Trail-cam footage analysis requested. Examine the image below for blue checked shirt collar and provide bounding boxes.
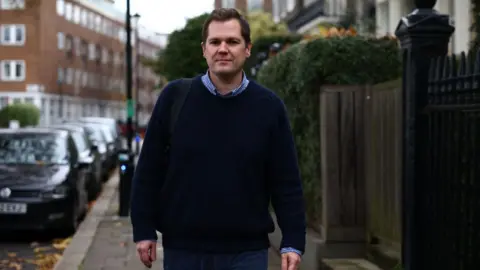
[201,70,249,97]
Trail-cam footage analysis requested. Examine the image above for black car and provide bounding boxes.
[79,117,122,153]
[79,121,117,172]
[63,121,111,181]
[47,124,102,201]
[0,128,89,234]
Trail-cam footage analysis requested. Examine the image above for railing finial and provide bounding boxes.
[414,0,436,9]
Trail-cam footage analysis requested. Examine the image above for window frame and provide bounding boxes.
[0,24,26,46]
[1,60,26,81]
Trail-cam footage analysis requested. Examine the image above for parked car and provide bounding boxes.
[79,117,122,151]
[47,124,102,201]
[78,121,117,172]
[64,121,112,180]
[0,128,89,234]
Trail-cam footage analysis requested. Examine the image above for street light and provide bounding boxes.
[118,0,135,217]
[131,13,141,155]
[57,77,63,121]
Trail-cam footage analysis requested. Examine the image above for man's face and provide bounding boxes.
[202,19,251,78]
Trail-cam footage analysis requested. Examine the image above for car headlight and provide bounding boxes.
[42,185,69,199]
[98,144,107,154]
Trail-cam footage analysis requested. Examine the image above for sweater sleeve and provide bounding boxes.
[267,99,307,254]
[130,82,174,243]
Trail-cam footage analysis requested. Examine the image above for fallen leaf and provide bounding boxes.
[52,238,71,250]
[8,262,22,270]
[33,247,51,253]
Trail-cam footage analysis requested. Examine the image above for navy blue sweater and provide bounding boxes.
[130,76,306,253]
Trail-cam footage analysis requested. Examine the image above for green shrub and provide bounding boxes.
[245,34,303,78]
[0,103,40,128]
[258,36,401,225]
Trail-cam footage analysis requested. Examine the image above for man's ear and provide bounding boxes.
[201,42,206,58]
[245,43,252,58]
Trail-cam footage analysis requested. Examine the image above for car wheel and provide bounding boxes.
[59,199,80,237]
[87,177,101,202]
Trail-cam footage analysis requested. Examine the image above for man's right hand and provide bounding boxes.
[136,240,157,268]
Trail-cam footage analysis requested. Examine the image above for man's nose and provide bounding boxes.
[218,41,229,52]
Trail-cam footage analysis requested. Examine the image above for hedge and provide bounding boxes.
[245,34,303,78]
[0,103,40,128]
[257,36,401,225]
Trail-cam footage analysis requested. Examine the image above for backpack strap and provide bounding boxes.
[165,78,193,153]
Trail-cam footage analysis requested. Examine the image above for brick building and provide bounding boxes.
[214,0,273,14]
[0,0,163,125]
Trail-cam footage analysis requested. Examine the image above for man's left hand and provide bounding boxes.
[281,252,301,270]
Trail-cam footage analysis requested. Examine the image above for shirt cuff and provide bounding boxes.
[280,247,302,256]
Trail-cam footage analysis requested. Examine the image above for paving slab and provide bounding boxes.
[81,191,282,269]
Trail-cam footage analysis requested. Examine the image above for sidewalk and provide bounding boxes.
[55,177,283,270]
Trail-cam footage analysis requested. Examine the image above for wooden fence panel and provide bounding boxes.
[364,80,402,248]
[319,85,366,242]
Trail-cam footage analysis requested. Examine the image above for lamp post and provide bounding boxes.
[118,0,135,217]
[131,13,141,155]
[57,78,63,121]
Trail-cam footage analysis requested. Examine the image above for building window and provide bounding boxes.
[1,60,26,81]
[74,37,81,56]
[1,25,26,45]
[75,69,81,86]
[118,28,125,42]
[287,0,295,12]
[66,68,73,84]
[57,32,64,49]
[81,71,87,87]
[88,43,95,60]
[81,9,88,26]
[95,15,102,32]
[65,34,73,55]
[57,67,64,83]
[80,39,88,59]
[248,0,263,11]
[102,48,108,63]
[272,0,280,22]
[88,12,95,29]
[73,5,81,24]
[56,0,64,16]
[1,0,24,9]
[0,97,8,109]
[65,2,72,21]
[24,97,33,104]
[221,0,235,8]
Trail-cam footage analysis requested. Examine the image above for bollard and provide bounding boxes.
[118,149,135,217]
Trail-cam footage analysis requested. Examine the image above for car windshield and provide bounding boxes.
[0,133,68,165]
[85,123,113,143]
[84,126,104,143]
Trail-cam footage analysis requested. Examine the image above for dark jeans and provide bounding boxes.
[163,248,268,270]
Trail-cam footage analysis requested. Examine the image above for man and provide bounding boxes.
[131,8,306,270]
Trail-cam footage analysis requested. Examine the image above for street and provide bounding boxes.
[0,231,70,270]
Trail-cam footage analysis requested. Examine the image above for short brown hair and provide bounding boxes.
[202,8,251,45]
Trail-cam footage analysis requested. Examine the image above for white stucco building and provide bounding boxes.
[376,0,472,54]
